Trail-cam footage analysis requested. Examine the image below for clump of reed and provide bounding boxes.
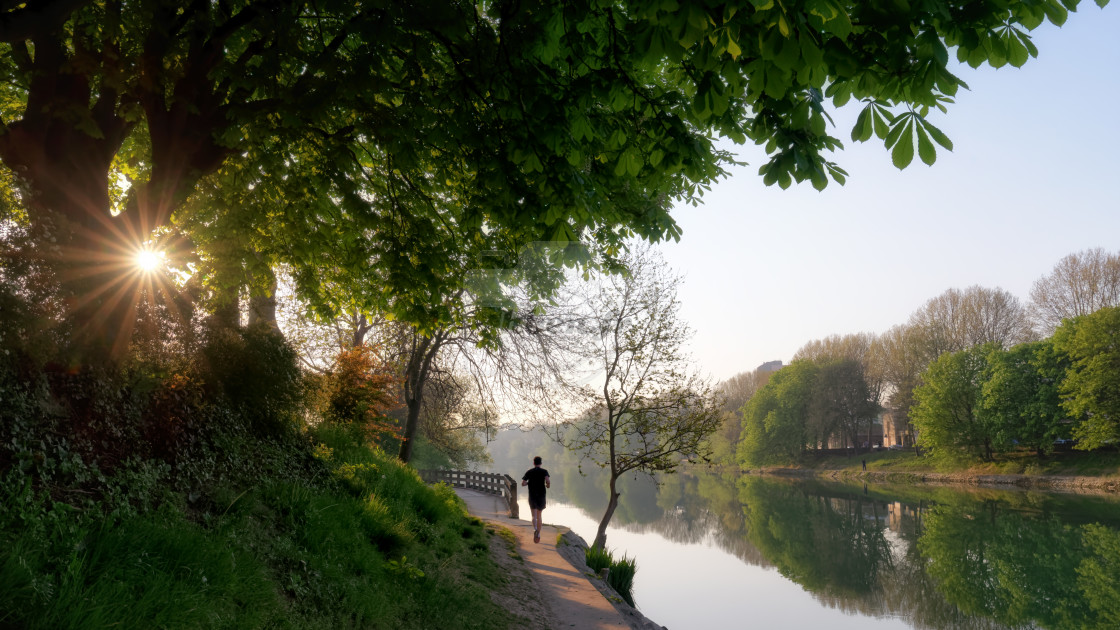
[585,545,638,606]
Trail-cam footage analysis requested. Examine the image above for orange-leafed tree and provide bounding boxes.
[324,345,401,446]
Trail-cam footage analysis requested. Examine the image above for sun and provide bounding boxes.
[136,248,165,272]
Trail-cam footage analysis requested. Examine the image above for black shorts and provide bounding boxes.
[528,494,546,510]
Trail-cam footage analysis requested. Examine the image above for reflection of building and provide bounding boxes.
[880,409,914,447]
[887,501,923,535]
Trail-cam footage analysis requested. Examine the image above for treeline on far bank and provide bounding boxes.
[741,305,1119,466]
[712,249,1120,470]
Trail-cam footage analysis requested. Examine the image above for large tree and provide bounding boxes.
[911,344,997,460]
[908,286,1033,358]
[737,360,817,466]
[0,0,1106,361]
[1052,305,1120,450]
[553,247,722,549]
[795,332,884,447]
[807,358,878,450]
[1029,248,1120,336]
[980,340,1069,457]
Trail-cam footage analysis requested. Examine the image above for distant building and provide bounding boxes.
[756,360,783,373]
[881,409,914,447]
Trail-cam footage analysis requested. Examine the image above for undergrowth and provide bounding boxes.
[0,325,514,629]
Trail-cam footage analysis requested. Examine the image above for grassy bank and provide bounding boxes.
[761,446,1120,479]
[0,424,519,629]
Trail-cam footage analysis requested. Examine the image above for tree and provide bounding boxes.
[909,286,1033,357]
[873,324,928,446]
[552,247,722,549]
[321,344,401,445]
[737,360,817,467]
[980,341,1069,457]
[911,344,997,460]
[1052,306,1120,450]
[807,359,878,450]
[1030,248,1120,336]
[795,333,884,448]
[709,368,775,464]
[875,286,1032,448]
[0,0,1106,363]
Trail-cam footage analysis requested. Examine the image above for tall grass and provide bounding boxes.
[585,545,639,607]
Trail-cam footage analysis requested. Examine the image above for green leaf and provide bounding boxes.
[727,37,742,59]
[922,119,954,150]
[872,106,892,140]
[851,106,872,142]
[822,3,852,39]
[625,150,642,177]
[1008,34,1030,68]
[915,122,936,166]
[810,113,826,136]
[810,169,827,191]
[775,33,800,70]
[1041,1,1069,26]
[891,120,915,169]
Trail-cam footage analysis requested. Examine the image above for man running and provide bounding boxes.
[521,456,550,543]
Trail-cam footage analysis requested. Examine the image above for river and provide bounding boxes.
[512,467,1120,630]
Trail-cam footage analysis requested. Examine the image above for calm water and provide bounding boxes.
[513,469,1120,630]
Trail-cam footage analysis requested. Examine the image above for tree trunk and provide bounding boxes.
[593,474,621,550]
[247,269,279,330]
[397,330,445,464]
[398,395,424,464]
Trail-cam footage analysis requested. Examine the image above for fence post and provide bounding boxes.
[505,475,519,519]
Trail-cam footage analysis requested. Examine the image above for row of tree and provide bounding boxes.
[728,248,1120,466]
[913,304,1120,459]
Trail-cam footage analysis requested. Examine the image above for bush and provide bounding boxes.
[584,545,638,606]
[319,345,400,446]
[201,324,306,438]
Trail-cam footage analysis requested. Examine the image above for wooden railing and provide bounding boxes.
[419,470,519,519]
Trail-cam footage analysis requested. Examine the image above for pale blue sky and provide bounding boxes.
[660,7,1120,382]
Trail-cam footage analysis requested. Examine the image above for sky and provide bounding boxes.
[658,7,1120,382]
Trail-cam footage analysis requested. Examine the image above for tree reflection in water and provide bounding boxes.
[552,465,1119,629]
[485,434,1120,628]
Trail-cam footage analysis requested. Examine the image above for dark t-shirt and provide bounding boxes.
[522,467,550,498]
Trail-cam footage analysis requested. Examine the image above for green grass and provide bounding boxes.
[584,545,638,607]
[793,448,1120,478]
[0,426,516,630]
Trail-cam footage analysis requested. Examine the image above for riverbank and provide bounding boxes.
[739,448,1120,495]
[755,466,1120,494]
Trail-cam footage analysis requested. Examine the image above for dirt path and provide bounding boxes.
[454,488,661,630]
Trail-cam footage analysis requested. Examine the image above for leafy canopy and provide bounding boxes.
[0,0,1109,345]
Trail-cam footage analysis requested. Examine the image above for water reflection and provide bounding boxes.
[525,463,1120,630]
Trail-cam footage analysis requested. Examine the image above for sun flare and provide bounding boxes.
[136,248,164,272]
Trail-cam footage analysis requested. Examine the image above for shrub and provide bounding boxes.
[321,345,401,445]
[584,545,638,607]
[201,324,306,438]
